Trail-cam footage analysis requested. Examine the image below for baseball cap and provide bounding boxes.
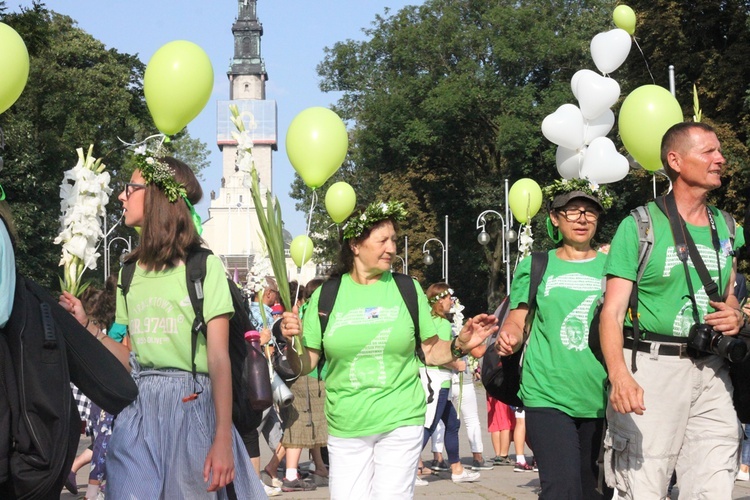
[550,190,603,212]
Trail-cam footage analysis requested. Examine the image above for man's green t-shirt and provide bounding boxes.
[116,255,233,373]
[510,250,608,418]
[426,316,453,389]
[302,271,437,438]
[604,203,744,337]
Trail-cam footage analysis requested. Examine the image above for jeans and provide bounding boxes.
[743,424,750,466]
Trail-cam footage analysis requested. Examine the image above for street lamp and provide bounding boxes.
[422,238,447,282]
[102,214,132,280]
[476,179,516,293]
[392,255,406,274]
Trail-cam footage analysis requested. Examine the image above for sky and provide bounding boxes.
[11,0,422,237]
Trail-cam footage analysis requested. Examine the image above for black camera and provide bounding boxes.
[687,323,748,363]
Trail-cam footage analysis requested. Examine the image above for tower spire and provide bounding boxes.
[230,0,266,80]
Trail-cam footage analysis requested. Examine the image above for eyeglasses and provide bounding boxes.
[557,209,599,222]
[125,183,147,199]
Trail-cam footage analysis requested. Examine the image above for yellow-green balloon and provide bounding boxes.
[508,179,543,224]
[286,107,348,189]
[290,235,314,268]
[613,5,636,35]
[144,40,214,136]
[619,85,683,172]
[0,23,29,115]
[325,182,357,223]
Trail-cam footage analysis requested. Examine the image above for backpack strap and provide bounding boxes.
[526,251,548,324]
[626,205,655,372]
[316,276,342,382]
[184,249,211,402]
[392,272,423,361]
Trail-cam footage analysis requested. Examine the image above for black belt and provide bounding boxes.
[623,337,688,357]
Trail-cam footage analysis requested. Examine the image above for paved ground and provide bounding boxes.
[61,383,750,499]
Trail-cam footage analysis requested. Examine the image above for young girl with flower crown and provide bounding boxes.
[98,154,264,498]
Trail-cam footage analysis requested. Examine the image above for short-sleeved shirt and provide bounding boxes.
[604,203,744,337]
[426,316,453,389]
[115,255,233,373]
[302,271,437,438]
[510,250,608,418]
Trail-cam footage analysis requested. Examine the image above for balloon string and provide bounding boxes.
[633,36,655,85]
[293,190,318,305]
[117,133,167,152]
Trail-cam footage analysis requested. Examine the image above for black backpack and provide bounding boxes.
[120,248,272,428]
[0,236,138,497]
[481,251,548,406]
[316,272,433,402]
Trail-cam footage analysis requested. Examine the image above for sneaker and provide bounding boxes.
[514,461,534,472]
[492,455,514,466]
[281,476,317,492]
[471,458,494,471]
[430,460,450,472]
[738,469,750,481]
[451,469,481,483]
[532,459,539,472]
[414,475,429,486]
[263,484,282,497]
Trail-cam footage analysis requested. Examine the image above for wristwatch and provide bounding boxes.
[450,337,464,358]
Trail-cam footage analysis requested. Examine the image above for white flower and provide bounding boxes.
[517,224,534,258]
[55,145,111,296]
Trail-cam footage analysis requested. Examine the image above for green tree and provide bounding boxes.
[0,3,211,288]
[313,0,620,312]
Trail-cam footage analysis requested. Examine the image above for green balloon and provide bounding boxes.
[325,182,357,223]
[618,85,683,172]
[286,107,348,189]
[0,23,29,115]
[508,178,543,224]
[613,5,636,35]
[144,40,214,136]
[290,235,314,268]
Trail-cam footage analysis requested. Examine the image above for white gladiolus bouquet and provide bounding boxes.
[54,145,111,296]
[518,224,534,258]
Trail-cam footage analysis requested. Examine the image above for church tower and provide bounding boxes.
[202,0,278,279]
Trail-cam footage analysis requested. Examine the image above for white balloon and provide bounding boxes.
[556,146,584,179]
[580,137,629,184]
[583,109,615,145]
[576,73,620,120]
[590,29,632,75]
[541,104,584,150]
[571,69,598,100]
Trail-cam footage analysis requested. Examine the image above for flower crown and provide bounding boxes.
[541,178,613,210]
[342,201,408,240]
[429,287,454,304]
[134,150,187,203]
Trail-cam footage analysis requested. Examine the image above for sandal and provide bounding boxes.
[417,466,433,477]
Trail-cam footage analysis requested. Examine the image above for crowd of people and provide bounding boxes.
[2,122,750,500]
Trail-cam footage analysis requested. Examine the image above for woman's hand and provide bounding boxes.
[455,314,498,353]
[58,291,89,327]
[279,307,302,339]
[203,434,235,492]
[497,330,519,356]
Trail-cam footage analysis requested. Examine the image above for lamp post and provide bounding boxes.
[403,236,409,275]
[422,238,447,282]
[392,255,406,274]
[102,214,131,280]
[476,179,517,293]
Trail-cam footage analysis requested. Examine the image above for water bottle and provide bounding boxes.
[244,331,273,411]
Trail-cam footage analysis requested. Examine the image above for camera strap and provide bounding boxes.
[655,193,724,324]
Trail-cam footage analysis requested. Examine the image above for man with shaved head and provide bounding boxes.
[599,122,745,498]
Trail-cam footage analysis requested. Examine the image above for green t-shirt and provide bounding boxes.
[302,271,437,438]
[604,203,744,337]
[116,255,234,373]
[510,250,608,418]
[426,316,453,389]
